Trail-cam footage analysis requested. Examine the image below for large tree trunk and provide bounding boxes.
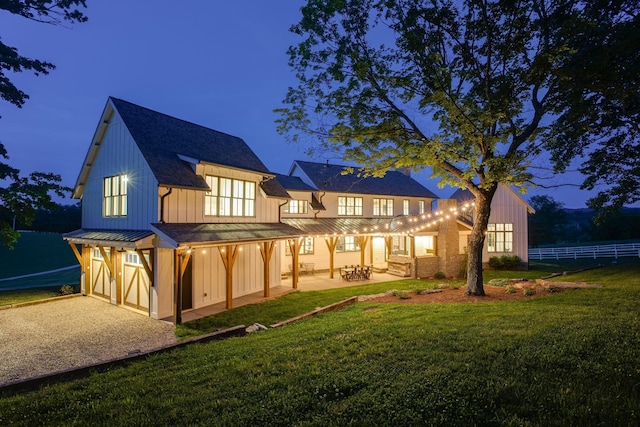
[466,189,496,295]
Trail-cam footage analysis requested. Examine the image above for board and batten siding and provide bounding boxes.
[482,185,529,262]
[280,237,369,274]
[190,243,282,309]
[81,112,158,229]
[160,165,281,224]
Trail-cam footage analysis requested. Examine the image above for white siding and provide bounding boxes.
[190,243,283,310]
[161,165,281,224]
[81,112,158,229]
[483,186,529,262]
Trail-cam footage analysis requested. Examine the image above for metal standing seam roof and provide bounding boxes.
[63,229,154,248]
[282,216,442,236]
[151,222,305,247]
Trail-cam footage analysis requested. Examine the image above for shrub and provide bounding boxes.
[434,271,446,279]
[59,285,76,295]
[505,285,516,294]
[522,286,535,296]
[392,290,411,299]
[488,255,522,270]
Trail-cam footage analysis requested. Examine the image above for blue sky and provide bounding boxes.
[1,1,607,209]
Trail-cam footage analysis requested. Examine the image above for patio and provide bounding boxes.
[175,271,400,322]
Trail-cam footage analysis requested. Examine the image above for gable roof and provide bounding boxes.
[449,185,535,214]
[289,160,439,198]
[73,98,273,197]
[111,98,271,184]
[274,173,317,192]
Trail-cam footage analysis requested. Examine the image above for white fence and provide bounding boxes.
[529,243,640,260]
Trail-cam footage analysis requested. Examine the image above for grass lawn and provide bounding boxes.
[1,258,638,426]
[0,231,78,279]
[0,286,63,306]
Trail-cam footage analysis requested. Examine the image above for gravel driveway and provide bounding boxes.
[0,296,177,386]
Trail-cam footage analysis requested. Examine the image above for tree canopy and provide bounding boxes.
[0,0,87,248]
[277,0,638,294]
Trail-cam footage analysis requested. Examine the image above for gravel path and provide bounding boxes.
[0,296,177,386]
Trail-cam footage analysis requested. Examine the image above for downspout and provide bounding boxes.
[313,191,326,219]
[278,200,288,222]
[160,187,173,223]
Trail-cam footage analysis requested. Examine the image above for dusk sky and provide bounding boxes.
[1,1,612,209]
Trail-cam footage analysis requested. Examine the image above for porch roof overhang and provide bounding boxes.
[63,229,154,249]
[281,216,441,236]
[150,222,305,249]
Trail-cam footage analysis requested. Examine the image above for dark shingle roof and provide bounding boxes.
[292,160,439,198]
[111,98,271,189]
[274,174,316,191]
[260,177,291,199]
[450,188,475,202]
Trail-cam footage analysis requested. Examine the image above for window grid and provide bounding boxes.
[336,236,360,253]
[487,223,513,252]
[205,175,255,217]
[103,175,127,217]
[373,198,394,216]
[403,199,409,215]
[338,197,363,216]
[284,200,308,214]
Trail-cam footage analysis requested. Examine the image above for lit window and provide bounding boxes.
[283,200,308,214]
[373,198,394,216]
[103,175,127,217]
[403,199,409,215]
[205,175,255,217]
[418,200,425,214]
[338,196,362,216]
[285,237,314,255]
[487,223,513,252]
[336,236,360,253]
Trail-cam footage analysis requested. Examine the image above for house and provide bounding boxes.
[64,98,302,322]
[277,161,535,278]
[64,98,535,322]
[450,185,535,269]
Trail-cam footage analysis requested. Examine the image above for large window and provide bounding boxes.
[487,223,513,252]
[283,199,308,214]
[373,198,394,216]
[392,235,409,255]
[205,176,255,217]
[103,175,127,217]
[285,237,314,255]
[336,236,360,252]
[338,196,363,216]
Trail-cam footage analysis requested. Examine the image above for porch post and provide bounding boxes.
[324,237,338,278]
[287,238,302,289]
[259,241,275,297]
[218,245,239,309]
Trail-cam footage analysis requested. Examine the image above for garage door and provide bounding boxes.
[122,252,150,312]
[91,248,111,300]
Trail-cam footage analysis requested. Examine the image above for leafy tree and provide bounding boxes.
[277,0,638,295]
[545,1,640,219]
[0,0,87,248]
[528,195,567,247]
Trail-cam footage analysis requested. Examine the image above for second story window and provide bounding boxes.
[205,175,255,217]
[338,196,362,216]
[103,174,127,217]
[403,199,410,215]
[283,200,308,214]
[373,198,394,216]
[418,200,425,214]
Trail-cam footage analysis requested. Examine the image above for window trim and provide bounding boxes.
[487,223,513,253]
[103,174,128,218]
[373,198,394,216]
[338,196,363,216]
[205,175,256,217]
